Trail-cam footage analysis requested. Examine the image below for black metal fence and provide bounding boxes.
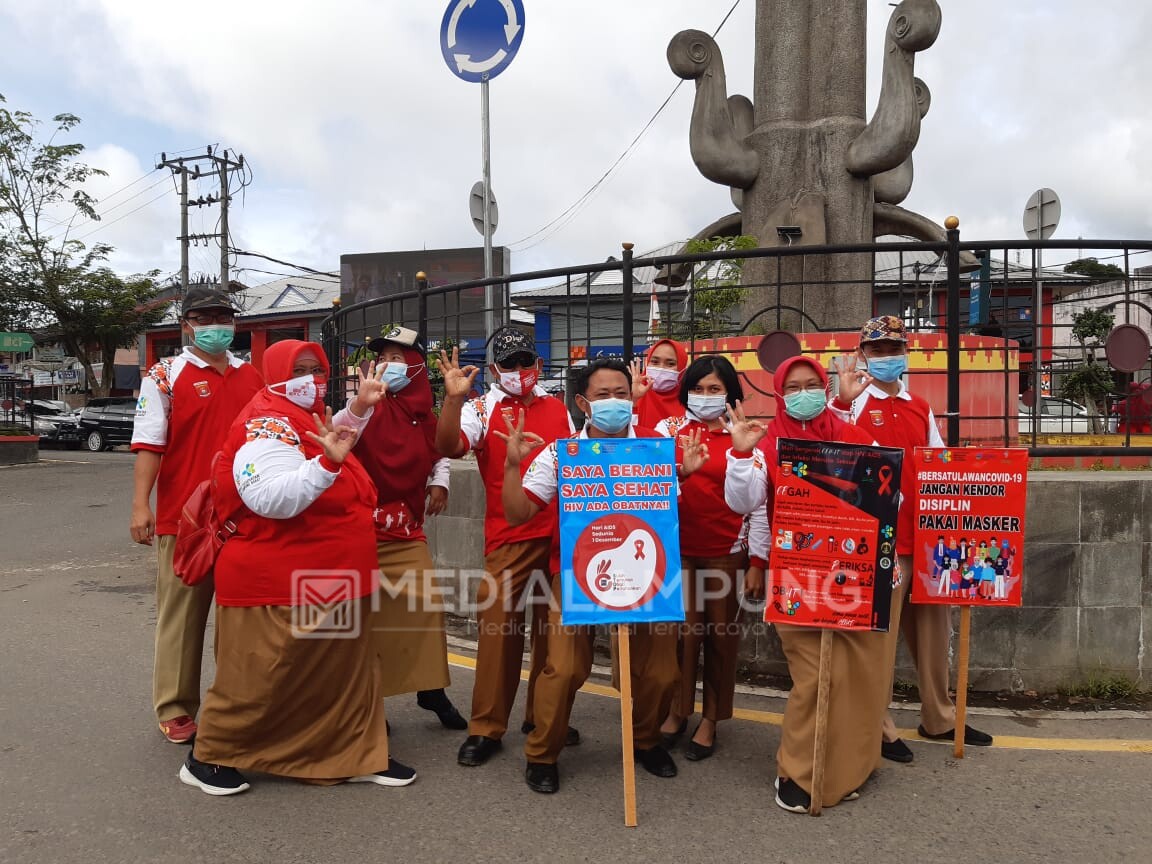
[0,378,35,435]
[322,234,1152,457]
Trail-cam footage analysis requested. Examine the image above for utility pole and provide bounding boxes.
[156,147,245,296]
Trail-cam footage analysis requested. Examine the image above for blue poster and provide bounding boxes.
[557,438,684,626]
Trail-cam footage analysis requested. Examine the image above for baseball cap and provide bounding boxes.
[859,315,908,344]
[181,286,237,316]
[368,325,424,354]
[491,327,538,364]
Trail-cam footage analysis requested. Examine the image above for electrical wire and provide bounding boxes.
[229,247,339,279]
[507,0,744,252]
[71,189,172,241]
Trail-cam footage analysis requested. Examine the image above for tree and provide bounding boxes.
[1061,307,1116,432]
[656,234,758,340]
[1063,258,1125,280]
[0,93,161,394]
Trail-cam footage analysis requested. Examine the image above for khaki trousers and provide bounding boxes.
[881,554,956,741]
[525,574,679,764]
[671,552,747,723]
[373,540,452,697]
[153,534,215,722]
[468,539,551,739]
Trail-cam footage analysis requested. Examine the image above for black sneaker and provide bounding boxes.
[349,757,417,787]
[416,689,468,730]
[774,777,810,814]
[179,752,250,796]
[881,738,914,763]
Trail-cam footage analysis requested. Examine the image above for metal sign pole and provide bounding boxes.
[482,77,495,353]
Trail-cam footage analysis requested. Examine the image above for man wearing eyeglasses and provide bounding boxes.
[434,327,576,769]
[129,286,263,744]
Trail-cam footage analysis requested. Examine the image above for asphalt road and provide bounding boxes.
[2,452,1150,864]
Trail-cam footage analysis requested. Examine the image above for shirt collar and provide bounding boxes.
[864,381,912,402]
[578,424,636,439]
[179,346,243,369]
[485,381,548,406]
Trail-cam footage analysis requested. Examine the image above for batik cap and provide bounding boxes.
[859,315,908,344]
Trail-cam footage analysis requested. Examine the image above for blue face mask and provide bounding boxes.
[867,355,908,383]
[382,361,411,392]
[190,324,234,355]
[586,397,632,434]
[783,389,826,421]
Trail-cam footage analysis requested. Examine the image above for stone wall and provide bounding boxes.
[0,437,40,466]
[426,462,1151,691]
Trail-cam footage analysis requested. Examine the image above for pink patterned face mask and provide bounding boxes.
[272,374,326,412]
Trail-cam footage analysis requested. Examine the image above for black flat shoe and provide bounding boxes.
[683,724,715,762]
[634,745,677,778]
[660,718,687,749]
[881,738,914,763]
[416,689,468,730]
[918,724,994,746]
[525,761,559,794]
[520,722,581,746]
[457,735,502,767]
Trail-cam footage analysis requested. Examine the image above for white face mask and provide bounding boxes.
[274,373,325,410]
[687,393,728,421]
[647,366,680,393]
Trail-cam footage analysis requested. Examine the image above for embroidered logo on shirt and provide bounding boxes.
[193,380,211,398]
[869,409,885,427]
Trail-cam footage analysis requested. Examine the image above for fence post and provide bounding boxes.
[622,242,635,363]
[416,270,428,342]
[945,216,962,447]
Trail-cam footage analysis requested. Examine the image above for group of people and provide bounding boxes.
[129,287,991,813]
[932,536,1017,600]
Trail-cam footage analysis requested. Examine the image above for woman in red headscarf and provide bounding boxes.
[722,355,890,814]
[182,340,415,797]
[631,338,689,428]
[333,326,465,730]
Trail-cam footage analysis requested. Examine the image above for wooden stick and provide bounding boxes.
[617,624,638,827]
[954,606,972,759]
[809,628,834,816]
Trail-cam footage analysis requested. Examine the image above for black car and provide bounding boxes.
[77,397,138,451]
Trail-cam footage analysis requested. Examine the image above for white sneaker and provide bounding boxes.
[349,757,417,787]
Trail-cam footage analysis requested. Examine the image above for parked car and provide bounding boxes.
[77,397,138,451]
[28,400,83,449]
[1018,397,1092,435]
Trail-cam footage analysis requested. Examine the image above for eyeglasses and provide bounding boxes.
[185,312,235,325]
[497,354,536,371]
[292,366,327,379]
[781,384,827,396]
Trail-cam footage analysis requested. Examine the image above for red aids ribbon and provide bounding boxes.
[877,465,893,496]
[634,540,646,560]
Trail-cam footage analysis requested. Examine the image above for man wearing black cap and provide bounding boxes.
[434,327,576,768]
[129,286,263,744]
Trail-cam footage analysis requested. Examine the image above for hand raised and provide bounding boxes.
[492,407,545,467]
[305,407,359,465]
[629,358,651,400]
[832,354,873,405]
[439,347,479,399]
[721,400,767,453]
[678,426,711,478]
[351,361,388,413]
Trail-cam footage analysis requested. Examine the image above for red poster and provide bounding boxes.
[765,439,903,631]
[911,447,1028,606]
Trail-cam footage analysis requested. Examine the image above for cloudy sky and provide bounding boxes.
[1,0,1150,285]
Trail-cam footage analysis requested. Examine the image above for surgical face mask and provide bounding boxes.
[585,397,632,434]
[498,368,539,396]
[687,393,728,421]
[647,366,680,393]
[866,354,908,383]
[783,389,826,421]
[190,324,234,355]
[383,361,424,392]
[275,373,326,412]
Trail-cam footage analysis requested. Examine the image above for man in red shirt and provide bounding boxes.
[434,327,575,768]
[833,315,992,763]
[499,358,708,794]
[129,287,263,744]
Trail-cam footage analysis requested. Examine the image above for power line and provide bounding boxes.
[72,189,172,241]
[507,0,744,252]
[229,247,339,279]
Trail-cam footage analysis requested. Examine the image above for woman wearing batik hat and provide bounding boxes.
[631,338,689,428]
[723,355,889,813]
[334,325,466,730]
[181,339,415,796]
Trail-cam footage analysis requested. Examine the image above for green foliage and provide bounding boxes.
[1062,308,1118,429]
[1070,307,1114,349]
[1058,674,1147,701]
[1063,258,1126,280]
[0,93,159,396]
[657,234,758,341]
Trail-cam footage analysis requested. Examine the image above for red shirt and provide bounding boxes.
[460,386,573,556]
[845,385,944,555]
[657,415,746,557]
[130,349,263,535]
